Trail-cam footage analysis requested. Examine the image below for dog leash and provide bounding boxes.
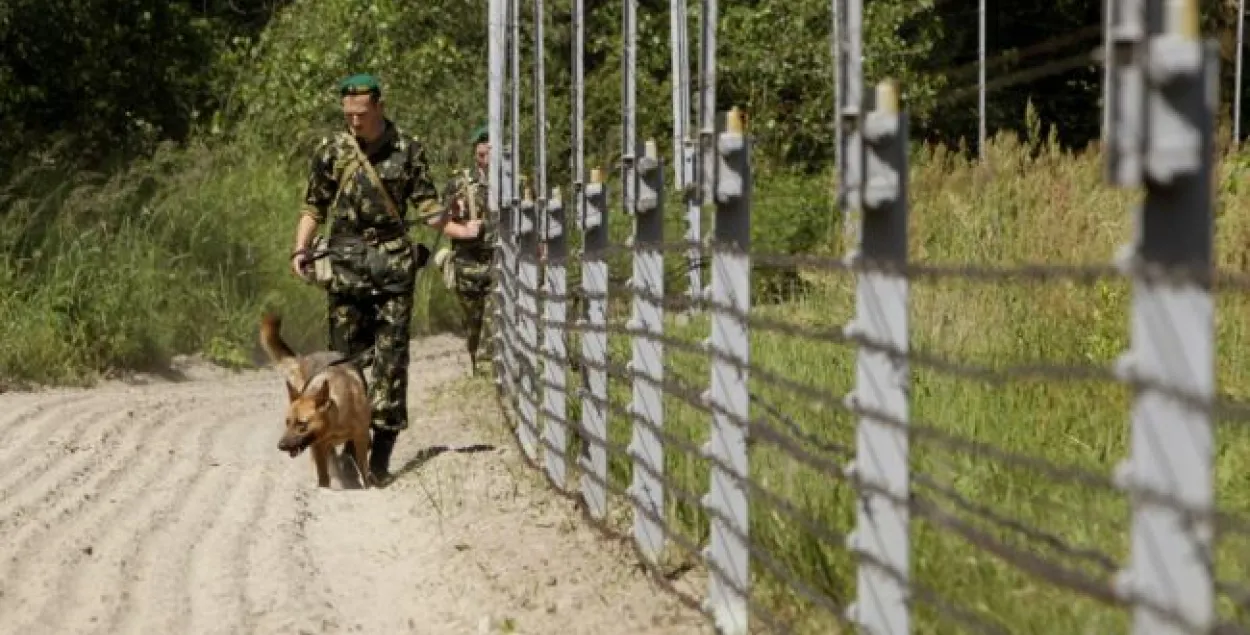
[300,229,445,390]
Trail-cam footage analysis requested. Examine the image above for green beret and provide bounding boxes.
[469,123,489,145]
[338,73,382,97]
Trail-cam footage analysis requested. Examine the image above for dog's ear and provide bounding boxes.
[285,380,300,402]
[313,380,331,409]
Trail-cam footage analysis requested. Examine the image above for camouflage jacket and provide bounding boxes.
[440,166,495,262]
[301,120,440,296]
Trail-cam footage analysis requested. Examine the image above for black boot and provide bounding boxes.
[369,427,398,486]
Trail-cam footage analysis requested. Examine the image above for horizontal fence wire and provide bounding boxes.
[526,244,1250,426]
[540,246,1250,432]
[544,248,1250,536]
[473,0,1250,632]
[491,245,1250,624]
[508,275,1226,625]
[492,337,796,633]
[506,300,1013,632]
[493,240,1250,615]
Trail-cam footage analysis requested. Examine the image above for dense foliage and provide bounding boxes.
[0,1,287,175]
[2,0,1244,180]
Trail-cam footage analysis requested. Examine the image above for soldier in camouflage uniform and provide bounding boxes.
[429,124,496,375]
[289,73,444,485]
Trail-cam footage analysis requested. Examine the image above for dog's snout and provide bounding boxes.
[277,432,312,459]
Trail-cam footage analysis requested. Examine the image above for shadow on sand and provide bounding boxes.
[334,443,496,490]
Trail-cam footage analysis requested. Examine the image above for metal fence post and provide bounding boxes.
[572,0,585,231]
[844,79,910,635]
[1104,0,1143,189]
[697,0,718,208]
[516,182,541,461]
[831,0,842,184]
[509,0,521,195]
[837,0,863,251]
[702,107,751,635]
[499,139,517,400]
[1110,1,1218,632]
[572,0,582,208]
[671,0,689,187]
[671,0,702,307]
[622,0,638,217]
[488,0,504,245]
[572,0,585,209]
[532,0,565,483]
[1237,0,1245,145]
[629,139,666,562]
[978,0,986,160]
[542,185,569,488]
[500,0,523,406]
[571,0,604,514]
[488,0,506,393]
[578,167,610,521]
[618,0,665,562]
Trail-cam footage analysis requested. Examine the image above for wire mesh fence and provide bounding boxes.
[462,0,1250,633]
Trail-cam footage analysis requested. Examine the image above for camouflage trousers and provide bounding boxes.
[327,290,412,432]
[451,256,496,373]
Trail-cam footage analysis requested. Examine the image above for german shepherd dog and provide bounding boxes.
[259,313,374,489]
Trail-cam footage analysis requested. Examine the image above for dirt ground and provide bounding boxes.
[0,333,710,635]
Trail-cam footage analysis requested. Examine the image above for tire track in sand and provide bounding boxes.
[0,393,98,468]
[122,387,308,635]
[183,464,269,635]
[90,379,330,635]
[96,389,276,635]
[241,462,328,635]
[0,335,712,635]
[79,387,286,635]
[0,394,119,503]
[0,393,101,461]
[2,389,255,633]
[0,399,155,534]
[199,375,332,635]
[0,395,177,611]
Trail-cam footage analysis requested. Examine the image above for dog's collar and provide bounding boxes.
[298,350,368,396]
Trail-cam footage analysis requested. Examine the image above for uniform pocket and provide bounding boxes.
[374,160,407,208]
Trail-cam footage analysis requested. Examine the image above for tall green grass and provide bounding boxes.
[0,136,463,388]
[486,122,1250,633]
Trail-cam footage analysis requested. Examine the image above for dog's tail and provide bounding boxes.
[260,313,305,388]
[259,313,297,362]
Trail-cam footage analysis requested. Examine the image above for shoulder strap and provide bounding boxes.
[329,144,360,215]
[337,132,404,223]
[462,168,480,221]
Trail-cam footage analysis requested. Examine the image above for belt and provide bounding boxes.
[360,226,408,245]
[330,225,407,246]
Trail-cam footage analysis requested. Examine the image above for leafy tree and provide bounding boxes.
[0,0,285,178]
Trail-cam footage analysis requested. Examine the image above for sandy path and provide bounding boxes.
[0,334,708,635]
